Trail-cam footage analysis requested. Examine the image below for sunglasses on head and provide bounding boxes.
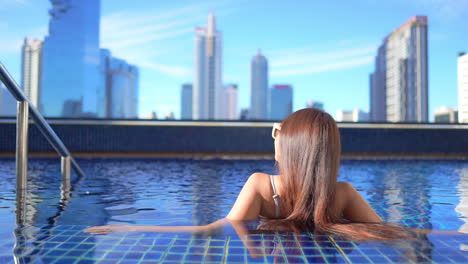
[272,123,282,139]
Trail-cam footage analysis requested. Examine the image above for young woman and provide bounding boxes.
[85,108,407,240]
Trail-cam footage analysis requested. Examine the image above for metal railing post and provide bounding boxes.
[61,156,71,199]
[16,101,28,226]
[16,101,29,184]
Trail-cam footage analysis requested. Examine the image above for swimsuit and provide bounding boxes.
[270,175,281,218]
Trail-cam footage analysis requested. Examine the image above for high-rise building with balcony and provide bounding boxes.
[458,53,468,123]
[250,50,268,120]
[181,83,193,120]
[193,13,223,120]
[370,16,428,123]
[21,38,43,109]
[41,0,102,117]
[270,85,293,120]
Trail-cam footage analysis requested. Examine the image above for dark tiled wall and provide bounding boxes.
[0,123,466,155]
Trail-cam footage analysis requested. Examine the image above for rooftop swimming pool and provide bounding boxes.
[0,158,467,263]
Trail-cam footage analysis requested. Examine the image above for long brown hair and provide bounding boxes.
[268,108,411,240]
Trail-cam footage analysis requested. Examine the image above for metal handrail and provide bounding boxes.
[0,62,85,198]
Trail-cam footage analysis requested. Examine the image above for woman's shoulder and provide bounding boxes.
[334,181,356,209]
[245,172,273,197]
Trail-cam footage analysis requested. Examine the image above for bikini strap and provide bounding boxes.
[270,175,281,218]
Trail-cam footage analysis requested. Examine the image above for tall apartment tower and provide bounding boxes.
[369,42,387,122]
[250,50,269,120]
[21,38,43,109]
[223,84,238,120]
[181,83,193,119]
[270,85,293,120]
[370,16,428,122]
[458,53,468,123]
[193,13,223,120]
[41,0,102,117]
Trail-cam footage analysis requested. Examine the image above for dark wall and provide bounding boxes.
[0,122,467,155]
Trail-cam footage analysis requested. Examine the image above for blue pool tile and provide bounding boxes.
[124,251,144,259]
[164,253,184,261]
[54,257,77,264]
[348,255,372,263]
[130,245,150,252]
[45,249,68,257]
[143,252,163,261]
[105,251,125,259]
[206,247,224,254]
[75,244,95,251]
[228,247,244,254]
[65,250,87,257]
[188,246,205,254]
[204,254,224,262]
[120,260,138,264]
[155,239,173,245]
[226,255,244,262]
[77,259,95,264]
[185,254,204,261]
[168,246,187,253]
[285,256,306,263]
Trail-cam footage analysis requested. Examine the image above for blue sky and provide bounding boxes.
[0,0,467,120]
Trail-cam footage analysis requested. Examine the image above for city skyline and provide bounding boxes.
[0,0,467,120]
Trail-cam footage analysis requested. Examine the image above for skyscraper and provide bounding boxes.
[181,83,193,119]
[270,85,293,120]
[434,106,458,123]
[41,0,101,117]
[193,13,223,120]
[370,16,428,123]
[369,42,387,122]
[101,49,139,119]
[458,53,468,123]
[21,38,42,109]
[0,84,16,116]
[250,50,268,120]
[306,100,324,110]
[336,109,369,122]
[223,84,238,120]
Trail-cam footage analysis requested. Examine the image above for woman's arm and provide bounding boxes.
[339,181,383,223]
[84,173,264,235]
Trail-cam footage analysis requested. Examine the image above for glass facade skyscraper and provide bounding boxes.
[458,53,468,123]
[369,42,387,122]
[41,0,101,117]
[370,16,428,123]
[181,83,193,119]
[193,13,223,120]
[269,85,293,120]
[250,50,268,120]
[101,49,139,119]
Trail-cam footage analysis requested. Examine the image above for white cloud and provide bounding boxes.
[269,43,377,77]
[269,45,376,68]
[138,61,191,78]
[271,56,374,77]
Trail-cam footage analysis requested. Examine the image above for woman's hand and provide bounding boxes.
[84,224,135,235]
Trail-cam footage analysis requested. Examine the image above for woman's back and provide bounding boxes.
[229,172,381,224]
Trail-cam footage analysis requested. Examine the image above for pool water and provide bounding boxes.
[0,158,467,263]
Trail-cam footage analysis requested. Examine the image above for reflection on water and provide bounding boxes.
[0,158,467,263]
